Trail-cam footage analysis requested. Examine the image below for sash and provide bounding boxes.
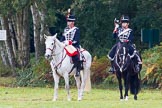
[118,28,131,37]
[64,45,78,56]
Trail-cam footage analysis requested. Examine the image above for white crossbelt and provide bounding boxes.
[118,28,131,37]
[63,27,77,36]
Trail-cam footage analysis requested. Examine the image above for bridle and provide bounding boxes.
[46,40,63,56]
[115,44,130,72]
[45,39,67,70]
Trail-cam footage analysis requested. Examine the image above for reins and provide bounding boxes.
[115,44,130,72]
[46,40,67,74]
[52,49,67,70]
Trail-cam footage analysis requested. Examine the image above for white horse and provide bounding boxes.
[44,34,92,101]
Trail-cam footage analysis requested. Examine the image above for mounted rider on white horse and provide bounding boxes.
[60,14,81,77]
[44,14,92,101]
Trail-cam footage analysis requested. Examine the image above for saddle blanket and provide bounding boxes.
[64,45,78,56]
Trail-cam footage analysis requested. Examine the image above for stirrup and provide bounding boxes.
[135,64,140,73]
[75,71,80,77]
[80,61,83,70]
[109,67,115,73]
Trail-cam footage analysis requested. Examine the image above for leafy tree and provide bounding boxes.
[71,0,116,57]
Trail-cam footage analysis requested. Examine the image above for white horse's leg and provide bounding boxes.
[125,96,129,101]
[75,75,82,101]
[52,72,60,101]
[79,70,85,100]
[64,74,71,101]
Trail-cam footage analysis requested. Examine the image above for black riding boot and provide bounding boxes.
[133,54,142,73]
[109,61,115,73]
[72,55,81,77]
[75,61,81,77]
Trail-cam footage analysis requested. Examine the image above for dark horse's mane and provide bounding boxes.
[113,42,141,100]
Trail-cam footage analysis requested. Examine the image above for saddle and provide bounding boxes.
[68,48,86,74]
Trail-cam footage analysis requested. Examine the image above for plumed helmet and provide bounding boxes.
[67,15,76,22]
[121,15,130,23]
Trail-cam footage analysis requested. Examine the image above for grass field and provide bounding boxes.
[0,86,162,108]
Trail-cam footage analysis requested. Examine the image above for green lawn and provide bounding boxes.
[0,87,161,108]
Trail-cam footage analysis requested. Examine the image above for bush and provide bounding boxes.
[141,44,162,89]
[0,58,13,77]
[91,56,110,84]
[16,57,51,87]
[101,74,118,89]
[16,56,77,87]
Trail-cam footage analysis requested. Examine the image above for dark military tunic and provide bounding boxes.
[108,27,135,60]
[60,26,80,48]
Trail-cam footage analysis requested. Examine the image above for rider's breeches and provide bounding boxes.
[107,43,118,61]
[72,54,80,63]
[72,53,81,72]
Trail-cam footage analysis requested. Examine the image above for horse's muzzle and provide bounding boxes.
[45,54,52,60]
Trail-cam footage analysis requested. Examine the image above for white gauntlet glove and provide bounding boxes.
[64,40,72,46]
[115,23,119,29]
[64,40,69,46]
[113,23,119,33]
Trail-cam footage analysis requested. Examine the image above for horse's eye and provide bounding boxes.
[51,43,54,45]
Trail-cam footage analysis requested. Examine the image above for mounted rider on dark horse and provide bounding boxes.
[107,15,142,100]
[107,15,142,74]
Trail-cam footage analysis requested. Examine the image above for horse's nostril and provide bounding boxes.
[45,54,52,61]
[45,54,49,59]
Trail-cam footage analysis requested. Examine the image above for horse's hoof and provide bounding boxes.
[134,96,137,100]
[52,98,57,101]
[78,97,82,101]
[120,97,124,101]
[120,99,124,101]
[68,98,71,101]
[125,96,128,101]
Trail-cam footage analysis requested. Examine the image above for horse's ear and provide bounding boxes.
[54,33,57,38]
[44,34,47,39]
[52,33,57,40]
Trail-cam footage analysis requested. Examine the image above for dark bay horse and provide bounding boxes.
[113,42,142,100]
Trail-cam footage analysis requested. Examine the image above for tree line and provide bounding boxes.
[0,0,162,75]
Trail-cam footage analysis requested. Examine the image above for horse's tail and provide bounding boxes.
[82,50,92,92]
[130,73,141,95]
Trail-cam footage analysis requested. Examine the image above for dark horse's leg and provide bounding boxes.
[133,74,138,100]
[116,72,123,100]
[130,72,141,100]
[123,71,130,100]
